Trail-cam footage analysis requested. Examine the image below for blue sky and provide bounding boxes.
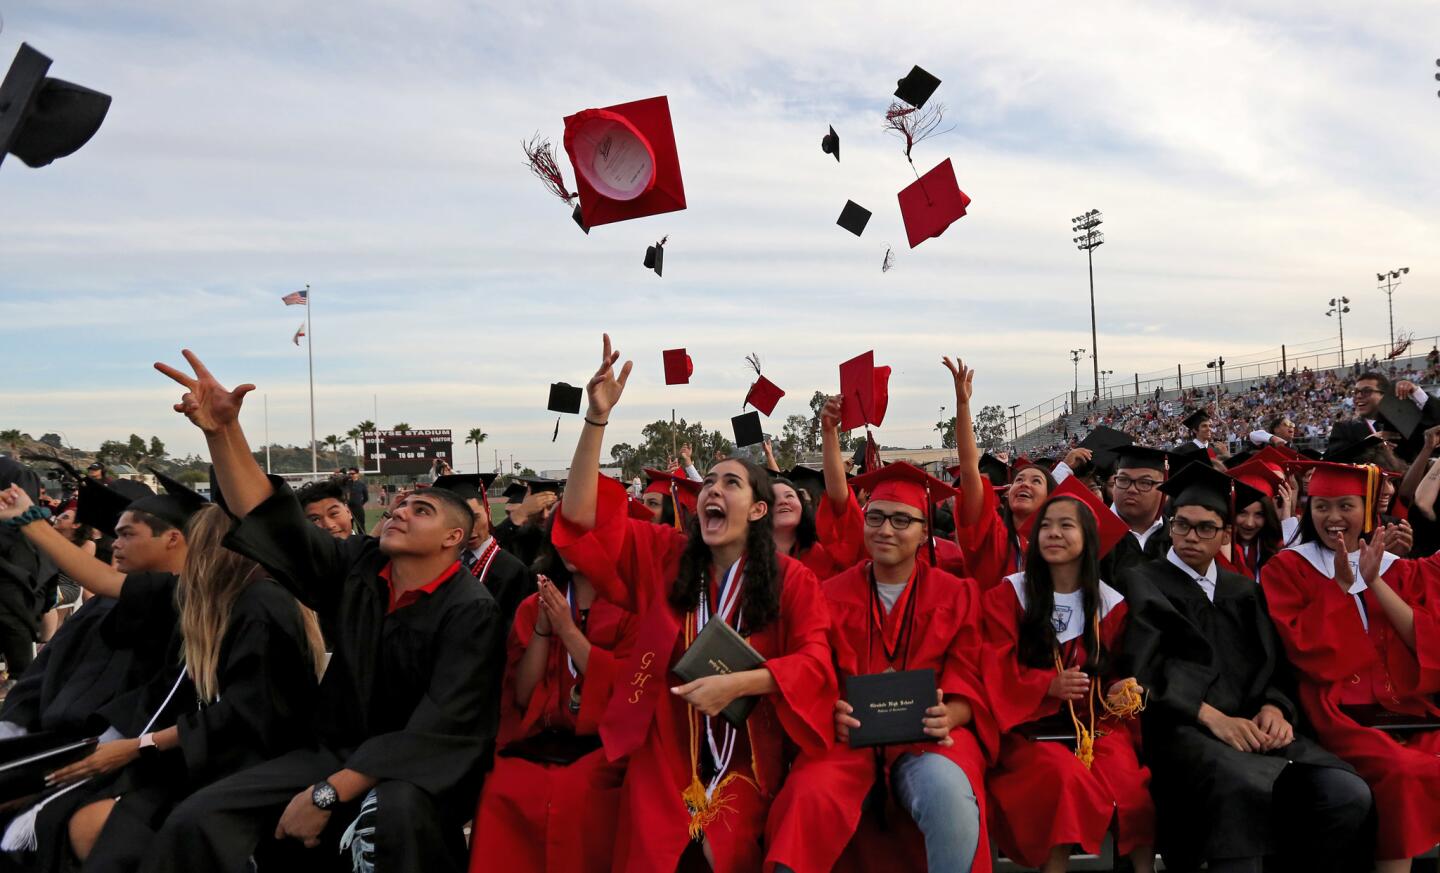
[4,0,1439,471]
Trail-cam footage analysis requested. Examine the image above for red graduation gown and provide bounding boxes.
[979,578,1154,868]
[469,592,639,873]
[955,487,1032,592]
[552,476,836,873]
[1261,546,1440,859]
[765,561,995,873]
[799,490,867,580]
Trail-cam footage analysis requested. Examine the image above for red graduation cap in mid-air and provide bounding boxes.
[744,376,785,416]
[662,348,693,385]
[838,351,891,432]
[897,158,970,249]
[563,95,686,229]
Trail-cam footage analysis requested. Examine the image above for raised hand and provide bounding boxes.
[1275,480,1297,520]
[0,484,34,521]
[585,334,632,420]
[941,356,974,407]
[820,395,843,433]
[1395,380,1417,399]
[154,350,254,434]
[1063,447,1094,470]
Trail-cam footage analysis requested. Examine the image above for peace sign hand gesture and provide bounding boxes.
[586,334,633,420]
[154,350,255,434]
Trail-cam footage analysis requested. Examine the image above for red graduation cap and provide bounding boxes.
[744,376,785,416]
[563,95,686,229]
[642,468,701,514]
[1050,476,1129,559]
[850,461,959,513]
[1227,459,1285,502]
[662,348,692,385]
[897,158,970,249]
[838,351,891,432]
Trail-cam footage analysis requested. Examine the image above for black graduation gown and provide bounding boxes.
[0,598,132,742]
[1101,520,1170,595]
[221,476,503,815]
[28,574,319,873]
[1120,559,1357,863]
[492,517,544,569]
[475,547,532,638]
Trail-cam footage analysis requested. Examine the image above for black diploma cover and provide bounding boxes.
[844,668,936,748]
[673,618,767,727]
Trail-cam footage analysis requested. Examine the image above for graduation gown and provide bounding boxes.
[799,491,867,581]
[494,516,546,569]
[222,476,503,816]
[954,486,1031,591]
[469,592,638,873]
[765,561,995,873]
[979,576,1154,868]
[551,476,835,873]
[30,573,320,873]
[1121,558,1356,863]
[1261,544,1440,859]
[469,541,533,641]
[1100,519,1171,595]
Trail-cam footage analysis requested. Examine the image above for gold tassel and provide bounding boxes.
[680,609,756,840]
[1103,677,1148,719]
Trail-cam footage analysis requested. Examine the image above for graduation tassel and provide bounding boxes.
[552,417,561,443]
[522,133,576,204]
[1103,678,1148,720]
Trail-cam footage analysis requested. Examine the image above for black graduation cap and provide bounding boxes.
[1224,449,1257,469]
[643,239,665,277]
[129,468,209,530]
[837,200,871,236]
[776,465,825,499]
[1159,460,1263,522]
[514,475,564,495]
[1181,408,1211,432]
[894,65,941,109]
[502,480,527,504]
[1078,426,1132,471]
[1323,431,1391,464]
[1169,443,1211,470]
[731,411,764,447]
[821,125,840,161]
[547,382,583,415]
[1113,445,1172,474]
[977,453,1010,487]
[1377,391,1423,440]
[572,204,589,234]
[75,478,153,537]
[0,43,111,170]
[432,473,498,503]
[1297,447,1323,461]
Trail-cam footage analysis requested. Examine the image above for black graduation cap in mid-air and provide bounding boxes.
[0,43,111,170]
[547,383,583,415]
[821,125,839,161]
[894,65,941,109]
[643,238,665,277]
[731,411,764,448]
[572,204,589,234]
[837,200,871,236]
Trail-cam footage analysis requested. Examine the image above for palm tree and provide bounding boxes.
[346,427,362,459]
[465,427,488,473]
[324,434,342,465]
[392,423,411,434]
[0,429,21,458]
[355,421,376,463]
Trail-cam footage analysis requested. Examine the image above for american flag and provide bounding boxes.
[292,322,306,346]
[281,289,308,306]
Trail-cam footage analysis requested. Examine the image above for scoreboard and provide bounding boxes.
[363,429,453,475]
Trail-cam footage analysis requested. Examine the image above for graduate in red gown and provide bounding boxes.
[980,490,1155,873]
[550,335,836,873]
[945,357,1055,589]
[1260,460,1440,871]
[1216,454,1295,582]
[771,412,865,581]
[766,424,994,873]
[469,524,640,873]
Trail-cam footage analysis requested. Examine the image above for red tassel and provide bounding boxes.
[883,101,951,173]
[523,134,576,204]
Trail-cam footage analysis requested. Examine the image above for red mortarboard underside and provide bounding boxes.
[563,95,686,228]
[744,376,785,416]
[662,348,692,385]
[897,158,969,249]
[838,351,891,432]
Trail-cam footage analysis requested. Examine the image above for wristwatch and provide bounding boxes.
[137,733,158,756]
[311,780,339,810]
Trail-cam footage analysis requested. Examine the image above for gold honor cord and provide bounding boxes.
[1051,612,1146,770]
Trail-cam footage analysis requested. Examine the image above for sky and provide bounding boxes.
[4,0,1440,473]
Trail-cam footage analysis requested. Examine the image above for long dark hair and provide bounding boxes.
[1016,496,1105,673]
[1001,466,1057,571]
[669,458,782,635]
[1235,496,1283,565]
[532,513,575,588]
[771,476,818,554]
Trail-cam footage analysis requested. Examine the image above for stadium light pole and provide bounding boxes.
[1008,404,1020,444]
[1207,357,1226,390]
[1376,268,1409,350]
[1326,296,1351,365]
[1071,210,1104,405]
[1099,369,1114,400]
[1069,348,1086,404]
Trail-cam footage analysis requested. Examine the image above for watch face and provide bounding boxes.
[312,782,338,809]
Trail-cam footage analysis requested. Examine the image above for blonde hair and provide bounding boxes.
[178,504,326,701]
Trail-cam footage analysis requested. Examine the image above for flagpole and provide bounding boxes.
[306,283,316,475]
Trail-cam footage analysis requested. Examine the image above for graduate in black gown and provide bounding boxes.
[0,490,326,873]
[0,458,57,679]
[433,474,532,634]
[1120,462,1373,873]
[1100,446,1173,592]
[492,478,560,568]
[144,350,503,873]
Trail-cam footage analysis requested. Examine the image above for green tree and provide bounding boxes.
[324,434,343,465]
[39,433,63,450]
[973,404,1009,450]
[606,420,732,480]
[0,430,22,457]
[933,418,957,449]
[148,435,166,461]
[392,423,411,434]
[774,415,813,469]
[465,428,488,473]
[807,391,854,452]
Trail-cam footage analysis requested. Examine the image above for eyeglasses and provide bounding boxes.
[1350,388,1382,398]
[1172,518,1223,540]
[864,509,926,530]
[1113,476,1162,493]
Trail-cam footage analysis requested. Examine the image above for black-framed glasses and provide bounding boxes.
[1172,518,1223,540]
[864,509,925,530]
[1113,475,1161,493]
[1351,388,1382,398]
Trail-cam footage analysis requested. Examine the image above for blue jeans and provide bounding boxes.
[890,751,981,873]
